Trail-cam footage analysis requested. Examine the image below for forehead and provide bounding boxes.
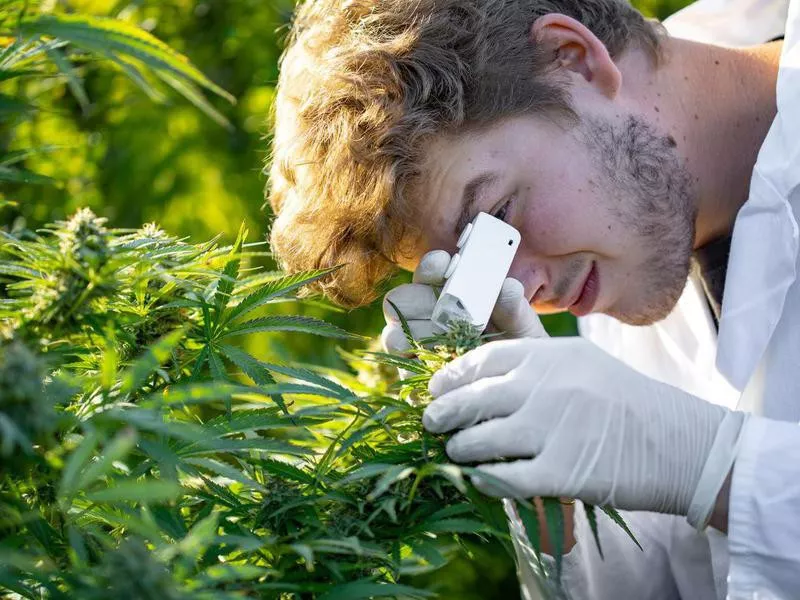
[397,127,504,270]
[415,126,507,224]
[406,117,552,246]
[417,114,567,200]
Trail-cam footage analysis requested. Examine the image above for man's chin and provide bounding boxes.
[607,287,685,327]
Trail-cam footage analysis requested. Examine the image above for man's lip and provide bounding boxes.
[569,262,599,317]
[562,264,592,310]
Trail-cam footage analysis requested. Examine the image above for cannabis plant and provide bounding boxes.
[0,210,501,598]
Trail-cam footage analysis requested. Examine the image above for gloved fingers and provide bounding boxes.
[490,278,548,339]
[383,283,438,322]
[445,417,537,463]
[423,374,524,433]
[469,460,536,498]
[381,323,411,354]
[473,458,591,502]
[412,250,450,284]
[381,320,444,354]
[428,339,526,397]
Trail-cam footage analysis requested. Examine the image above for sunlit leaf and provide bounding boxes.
[222,267,341,326]
[85,479,183,504]
[19,14,234,101]
[221,315,363,340]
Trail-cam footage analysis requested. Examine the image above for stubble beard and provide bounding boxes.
[582,114,697,326]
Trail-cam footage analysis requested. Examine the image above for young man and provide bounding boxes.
[268,0,799,597]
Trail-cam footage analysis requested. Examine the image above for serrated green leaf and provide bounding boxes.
[203,409,306,437]
[254,382,349,400]
[207,345,228,403]
[59,430,100,500]
[213,224,245,324]
[584,503,603,559]
[386,299,418,350]
[155,69,233,130]
[85,480,182,504]
[358,350,430,375]
[219,343,352,400]
[220,315,362,341]
[142,382,245,407]
[181,457,266,492]
[222,267,341,325]
[175,437,312,458]
[0,93,34,117]
[107,408,204,442]
[408,540,447,569]
[419,518,491,534]
[45,46,89,113]
[600,505,642,551]
[120,328,186,394]
[339,463,394,485]
[514,499,542,562]
[19,14,233,102]
[216,343,290,416]
[215,344,274,386]
[542,497,566,581]
[368,465,414,500]
[0,165,56,185]
[199,564,273,584]
[104,49,167,102]
[257,459,315,485]
[73,428,137,496]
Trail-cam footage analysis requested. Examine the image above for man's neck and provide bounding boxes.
[621,37,782,249]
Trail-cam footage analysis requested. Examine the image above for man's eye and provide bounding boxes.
[493,198,512,223]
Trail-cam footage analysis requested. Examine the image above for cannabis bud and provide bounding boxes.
[435,319,484,357]
[56,207,111,271]
[89,539,187,600]
[23,209,114,328]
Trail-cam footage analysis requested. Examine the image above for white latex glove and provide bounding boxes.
[423,337,748,528]
[381,250,547,354]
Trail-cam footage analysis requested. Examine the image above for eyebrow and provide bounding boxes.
[454,172,499,237]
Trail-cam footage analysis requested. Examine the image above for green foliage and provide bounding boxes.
[0,2,235,192]
[0,211,532,598]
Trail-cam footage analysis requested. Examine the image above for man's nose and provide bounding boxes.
[508,259,548,304]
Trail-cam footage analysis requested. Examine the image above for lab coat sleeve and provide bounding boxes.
[727,416,800,599]
[510,503,684,600]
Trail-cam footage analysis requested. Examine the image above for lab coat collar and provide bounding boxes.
[716,1,800,390]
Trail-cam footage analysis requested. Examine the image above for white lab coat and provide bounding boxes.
[509,0,800,598]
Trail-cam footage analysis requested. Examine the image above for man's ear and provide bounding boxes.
[531,14,621,99]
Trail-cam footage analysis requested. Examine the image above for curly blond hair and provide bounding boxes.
[267,0,665,308]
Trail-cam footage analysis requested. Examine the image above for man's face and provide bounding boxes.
[405,111,698,325]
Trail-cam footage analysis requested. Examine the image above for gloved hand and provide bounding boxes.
[381,250,547,354]
[423,337,748,529]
